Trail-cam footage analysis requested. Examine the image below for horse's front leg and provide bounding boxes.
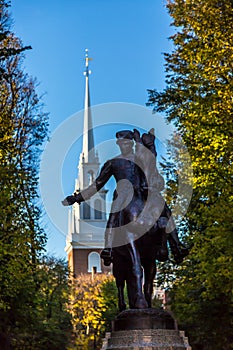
[116,278,126,311]
[142,259,156,308]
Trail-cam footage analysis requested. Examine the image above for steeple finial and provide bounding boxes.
[84,48,92,77]
[82,49,96,163]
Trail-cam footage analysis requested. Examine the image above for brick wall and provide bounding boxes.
[68,248,111,277]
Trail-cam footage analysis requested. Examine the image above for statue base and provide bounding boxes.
[102,308,191,350]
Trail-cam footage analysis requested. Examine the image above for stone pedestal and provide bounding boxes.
[102,309,191,350]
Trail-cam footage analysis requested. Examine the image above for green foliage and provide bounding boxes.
[147,1,233,349]
[101,276,119,332]
[151,296,163,309]
[33,256,72,350]
[0,2,73,349]
[0,1,47,343]
[8,257,72,350]
[68,274,118,350]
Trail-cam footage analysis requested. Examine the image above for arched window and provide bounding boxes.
[83,202,90,219]
[88,170,95,185]
[88,252,101,273]
[94,199,102,219]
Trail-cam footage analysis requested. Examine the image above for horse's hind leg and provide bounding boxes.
[142,259,156,308]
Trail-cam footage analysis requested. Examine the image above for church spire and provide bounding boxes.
[82,48,95,163]
[65,50,109,276]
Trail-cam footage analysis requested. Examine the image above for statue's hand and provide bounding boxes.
[62,195,77,206]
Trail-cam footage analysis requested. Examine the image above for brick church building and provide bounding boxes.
[65,50,111,276]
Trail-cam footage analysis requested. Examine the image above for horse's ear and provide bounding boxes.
[149,128,155,135]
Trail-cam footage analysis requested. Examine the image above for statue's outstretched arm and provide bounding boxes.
[62,160,112,206]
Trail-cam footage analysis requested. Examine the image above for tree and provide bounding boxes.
[33,256,72,350]
[0,1,50,348]
[147,1,233,349]
[68,274,118,350]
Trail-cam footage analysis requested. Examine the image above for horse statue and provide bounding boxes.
[62,129,188,311]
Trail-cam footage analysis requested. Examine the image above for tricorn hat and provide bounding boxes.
[116,130,134,140]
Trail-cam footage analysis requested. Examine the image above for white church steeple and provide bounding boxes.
[76,49,100,191]
[82,48,98,164]
[65,50,109,276]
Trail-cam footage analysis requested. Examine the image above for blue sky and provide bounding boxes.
[11,0,174,259]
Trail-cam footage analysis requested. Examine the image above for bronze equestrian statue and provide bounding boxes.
[62,129,188,310]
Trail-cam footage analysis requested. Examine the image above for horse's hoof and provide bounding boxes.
[119,303,126,312]
[134,296,148,309]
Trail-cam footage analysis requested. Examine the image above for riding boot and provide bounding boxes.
[168,229,189,264]
[156,234,168,262]
[155,217,168,262]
